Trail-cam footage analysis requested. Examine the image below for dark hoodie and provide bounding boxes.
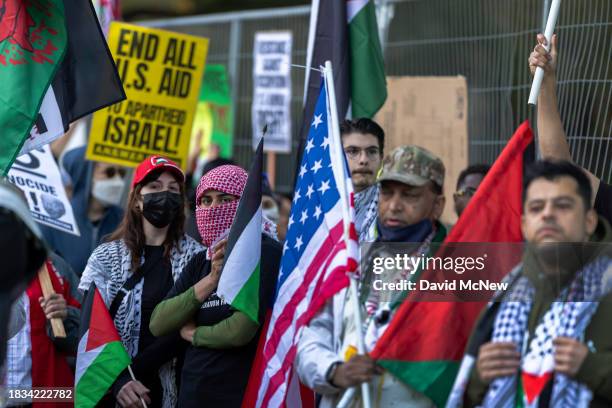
[40,146,123,276]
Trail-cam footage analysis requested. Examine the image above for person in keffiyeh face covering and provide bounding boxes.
[195,164,248,254]
[149,164,282,408]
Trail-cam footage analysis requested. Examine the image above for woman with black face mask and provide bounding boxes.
[78,156,205,408]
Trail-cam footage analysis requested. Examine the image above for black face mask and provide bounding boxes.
[142,191,183,228]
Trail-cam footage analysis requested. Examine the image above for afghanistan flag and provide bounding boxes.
[300,0,387,141]
[0,0,125,174]
[217,138,264,324]
[75,283,131,408]
[370,121,534,407]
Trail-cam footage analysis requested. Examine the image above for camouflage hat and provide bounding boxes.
[378,145,445,189]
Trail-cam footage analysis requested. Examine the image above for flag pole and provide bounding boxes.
[38,263,66,338]
[528,0,562,105]
[303,0,320,106]
[324,60,372,408]
[261,124,276,189]
[127,365,148,408]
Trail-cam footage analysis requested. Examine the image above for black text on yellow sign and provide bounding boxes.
[87,22,209,169]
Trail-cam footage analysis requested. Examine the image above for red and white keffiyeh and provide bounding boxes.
[196,165,248,250]
[195,165,278,257]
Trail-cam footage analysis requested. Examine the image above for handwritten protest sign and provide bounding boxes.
[252,32,292,153]
[87,22,209,169]
[8,145,80,236]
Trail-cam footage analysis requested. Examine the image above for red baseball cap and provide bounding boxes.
[132,156,185,188]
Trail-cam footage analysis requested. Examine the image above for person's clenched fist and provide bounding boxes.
[331,355,383,389]
[39,294,67,320]
[529,33,558,77]
[553,337,588,377]
[476,341,520,384]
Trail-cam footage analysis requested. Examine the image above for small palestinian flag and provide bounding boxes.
[217,138,264,324]
[300,0,386,140]
[75,283,131,408]
[0,0,125,173]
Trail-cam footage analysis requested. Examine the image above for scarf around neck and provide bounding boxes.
[482,255,612,408]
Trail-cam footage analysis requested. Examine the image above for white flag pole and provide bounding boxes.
[528,0,562,105]
[127,365,148,408]
[303,0,320,106]
[323,60,372,408]
[337,387,358,408]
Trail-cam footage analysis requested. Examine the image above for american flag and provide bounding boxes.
[252,79,359,407]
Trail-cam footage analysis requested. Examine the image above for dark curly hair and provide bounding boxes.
[339,118,385,155]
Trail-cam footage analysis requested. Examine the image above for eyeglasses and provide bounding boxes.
[343,146,380,160]
[454,187,477,198]
[104,167,127,179]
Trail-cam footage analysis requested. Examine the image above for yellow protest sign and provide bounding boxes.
[87,22,209,169]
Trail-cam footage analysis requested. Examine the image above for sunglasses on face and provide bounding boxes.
[103,167,127,179]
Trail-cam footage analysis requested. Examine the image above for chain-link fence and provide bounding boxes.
[143,0,612,193]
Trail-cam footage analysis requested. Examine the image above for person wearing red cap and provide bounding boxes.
[149,164,281,407]
[78,156,205,408]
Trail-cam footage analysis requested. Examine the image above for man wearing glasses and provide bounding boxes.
[340,118,385,242]
[454,164,490,218]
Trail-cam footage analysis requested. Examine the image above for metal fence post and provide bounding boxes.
[228,19,242,141]
[375,0,395,54]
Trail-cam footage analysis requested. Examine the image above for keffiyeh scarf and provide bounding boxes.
[196,165,277,258]
[355,184,379,242]
[483,256,612,408]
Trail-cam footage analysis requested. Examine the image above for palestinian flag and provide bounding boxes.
[217,138,264,324]
[347,0,387,118]
[0,0,125,174]
[370,121,534,407]
[300,0,387,142]
[75,283,131,408]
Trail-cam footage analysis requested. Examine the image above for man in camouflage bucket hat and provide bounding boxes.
[297,145,448,408]
[371,145,445,239]
[362,145,447,406]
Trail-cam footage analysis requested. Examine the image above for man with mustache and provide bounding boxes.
[340,118,385,242]
[461,160,612,407]
[297,145,447,407]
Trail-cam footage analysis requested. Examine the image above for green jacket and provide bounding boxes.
[149,285,258,348]
[466,218,612,407]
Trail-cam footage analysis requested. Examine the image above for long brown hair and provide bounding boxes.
[108,169,186,272]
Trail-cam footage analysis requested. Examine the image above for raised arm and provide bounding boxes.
[529,33,600,201]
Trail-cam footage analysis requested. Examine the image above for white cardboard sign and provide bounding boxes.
[8,145,80,236]
[252,31,292,153]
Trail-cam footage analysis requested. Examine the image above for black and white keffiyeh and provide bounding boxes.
[79,235,204,407]
[485,256,612,408]
[447,256,612,408]
[355,184,379,242]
